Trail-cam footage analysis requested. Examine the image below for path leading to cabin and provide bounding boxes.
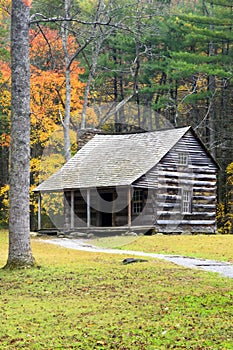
[41,238,233,279]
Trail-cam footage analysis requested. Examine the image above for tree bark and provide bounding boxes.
[61,0,71,162]
[207,1,216,156]
[80,0,105,129]
[5,0,35,269]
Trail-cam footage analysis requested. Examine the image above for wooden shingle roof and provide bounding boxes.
[35,126,190,192]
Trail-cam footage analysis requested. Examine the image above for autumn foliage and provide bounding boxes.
[1,27,86,147]
[0,61,11,148]
[0,26,87,225]
[21,0,32,8]
[29,28,85,146]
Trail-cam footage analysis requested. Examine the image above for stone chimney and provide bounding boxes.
[77,128,103,150]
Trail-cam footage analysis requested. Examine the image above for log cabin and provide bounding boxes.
[34,126,218,234]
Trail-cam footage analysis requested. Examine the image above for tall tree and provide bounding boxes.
[167,0,233,206]
[5,0,35,268]
[61,0,72,161]
[97,0,171,130]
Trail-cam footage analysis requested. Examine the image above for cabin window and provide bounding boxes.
[178,152,188,166]
[182,189,192,214]
[133,190,143,214]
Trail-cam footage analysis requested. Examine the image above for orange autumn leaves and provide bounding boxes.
[21,0,32,8]
[30,27,78,70]
[0,27,86,147]
[29,27,85,146]
[0,62,11,147]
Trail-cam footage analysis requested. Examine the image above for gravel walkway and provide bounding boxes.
[42,238,233,279]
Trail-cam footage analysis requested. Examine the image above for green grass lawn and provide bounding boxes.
[0,230,233,349]
[90,234,233,263]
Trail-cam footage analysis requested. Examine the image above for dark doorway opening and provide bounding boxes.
[99,192,113,227]
[101,212,112,226]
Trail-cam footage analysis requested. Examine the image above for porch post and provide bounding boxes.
[38,192,42,231]
[71,190,74,229]
[64,192,70,229]
[87,188,91,228]
[128,186,131,229]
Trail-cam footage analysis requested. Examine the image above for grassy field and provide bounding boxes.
[0,230,233,349]
[90,234,233,263]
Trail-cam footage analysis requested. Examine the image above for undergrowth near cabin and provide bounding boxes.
[0,230,233,349]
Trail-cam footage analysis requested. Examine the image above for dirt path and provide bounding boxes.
[41,237,233,279]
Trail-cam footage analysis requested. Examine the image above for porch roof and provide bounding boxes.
[34,126,190,192]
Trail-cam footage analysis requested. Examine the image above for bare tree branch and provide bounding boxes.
[98,94,134,127]
[30,14,130,32]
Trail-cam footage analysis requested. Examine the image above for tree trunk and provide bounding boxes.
[80,0,105,129]
[207,2,216,156]
[61,0,71,162]
[5,0,35,269]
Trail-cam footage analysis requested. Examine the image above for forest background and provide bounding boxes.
[0,0,233,233]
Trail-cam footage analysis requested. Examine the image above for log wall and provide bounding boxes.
[135,130,218,233]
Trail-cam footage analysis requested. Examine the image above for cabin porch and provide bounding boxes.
[37,186,154,234]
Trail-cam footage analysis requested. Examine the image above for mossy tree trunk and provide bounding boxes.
[5,0,35,269]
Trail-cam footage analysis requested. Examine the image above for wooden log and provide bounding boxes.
[38,193,41,230]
